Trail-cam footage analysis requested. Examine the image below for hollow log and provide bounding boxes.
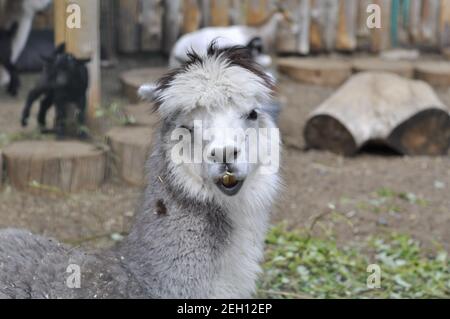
[415,62,450,87]
[304,72,450,156]
[277,58,352,86]
[3,141,106,194]
[106,126,154,186]
[120,67,168,103]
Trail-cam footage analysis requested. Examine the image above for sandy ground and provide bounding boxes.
[0,56,449,252]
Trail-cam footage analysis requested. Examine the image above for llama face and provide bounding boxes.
[166,103,278,197]
[150,44,280,200]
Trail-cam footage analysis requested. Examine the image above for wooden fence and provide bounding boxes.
[14,0,450,55]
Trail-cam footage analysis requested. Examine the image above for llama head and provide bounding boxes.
[142,43,281,203]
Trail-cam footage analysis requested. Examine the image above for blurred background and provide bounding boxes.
[0,0,449,298]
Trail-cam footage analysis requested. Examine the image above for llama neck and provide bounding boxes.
[118,142,273,298]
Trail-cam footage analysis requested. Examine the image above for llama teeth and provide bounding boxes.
[222,172,238,188]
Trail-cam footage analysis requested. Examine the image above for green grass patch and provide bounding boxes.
[258,226,449,299]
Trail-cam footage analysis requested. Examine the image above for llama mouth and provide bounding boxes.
[216,172,244,196]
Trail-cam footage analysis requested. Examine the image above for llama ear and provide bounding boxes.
[138,83,159,102]
[8,22,19,37]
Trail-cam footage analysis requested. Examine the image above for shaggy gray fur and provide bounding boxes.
[0,126,233,298]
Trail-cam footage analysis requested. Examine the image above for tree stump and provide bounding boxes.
[3,141,106,194]
[120,67,168,103]
[304,72,450,156]
[106,126,154,186]
[277,58,352,86]
[353,58,414,78]
[123,103,159,127]
[415,62,450,87]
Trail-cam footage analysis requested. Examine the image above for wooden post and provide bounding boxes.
[54,0,101,125]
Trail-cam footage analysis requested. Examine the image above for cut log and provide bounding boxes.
[123,103,159,127]
[106,126,154,186]
[120,67,168,104]
[3,141,106,194]
[415,62,450,87]
[277,58,352,86]
[304,72,450,156]
[353,58,414,78]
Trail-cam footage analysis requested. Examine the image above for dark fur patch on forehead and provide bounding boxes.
[155,42,274,109]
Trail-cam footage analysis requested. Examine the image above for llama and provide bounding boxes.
[0,22,19,96]
[168,7,292,69]
[0,0,52,90]
[0,44,281,299]
[21,43,90,138]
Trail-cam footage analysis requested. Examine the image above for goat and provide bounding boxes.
[0,44,281,299]
[21,43,90,138]
[169,7,292,69]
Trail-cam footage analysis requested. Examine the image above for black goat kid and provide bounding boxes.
[0,22,20,96]
[21,44,90,138]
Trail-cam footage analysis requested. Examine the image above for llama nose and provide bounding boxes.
[210,145,240,163]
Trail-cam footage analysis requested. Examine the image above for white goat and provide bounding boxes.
[169,9,291,69]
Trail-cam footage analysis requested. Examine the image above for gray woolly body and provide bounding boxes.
[0,129,246,299]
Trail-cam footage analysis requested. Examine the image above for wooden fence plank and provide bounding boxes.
[246,0,270,25]
[182,0,201,33]
[336,0,358,51]
[276,0,300,53]
[141,0,163,51]
[439,0,450,48]
[409,0,422,44]
[210,0,230,26]
[163,0,181,54]
[117,0,140,53]
[310,0,338,52]
[370,0,391,52]
[420,0,440,46]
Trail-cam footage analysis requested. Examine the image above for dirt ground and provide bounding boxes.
[0,56,449,253]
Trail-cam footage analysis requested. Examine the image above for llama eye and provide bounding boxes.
[247,110,258,121]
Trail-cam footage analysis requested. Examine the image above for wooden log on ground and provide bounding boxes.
[415,62,450,87]
[278,58,352,86]
[106,126,154,186]
[304,72,450,156]
[123,103,159,127]
[353,58,414,78]
[3,141,106,193]
[120,67,168,103]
